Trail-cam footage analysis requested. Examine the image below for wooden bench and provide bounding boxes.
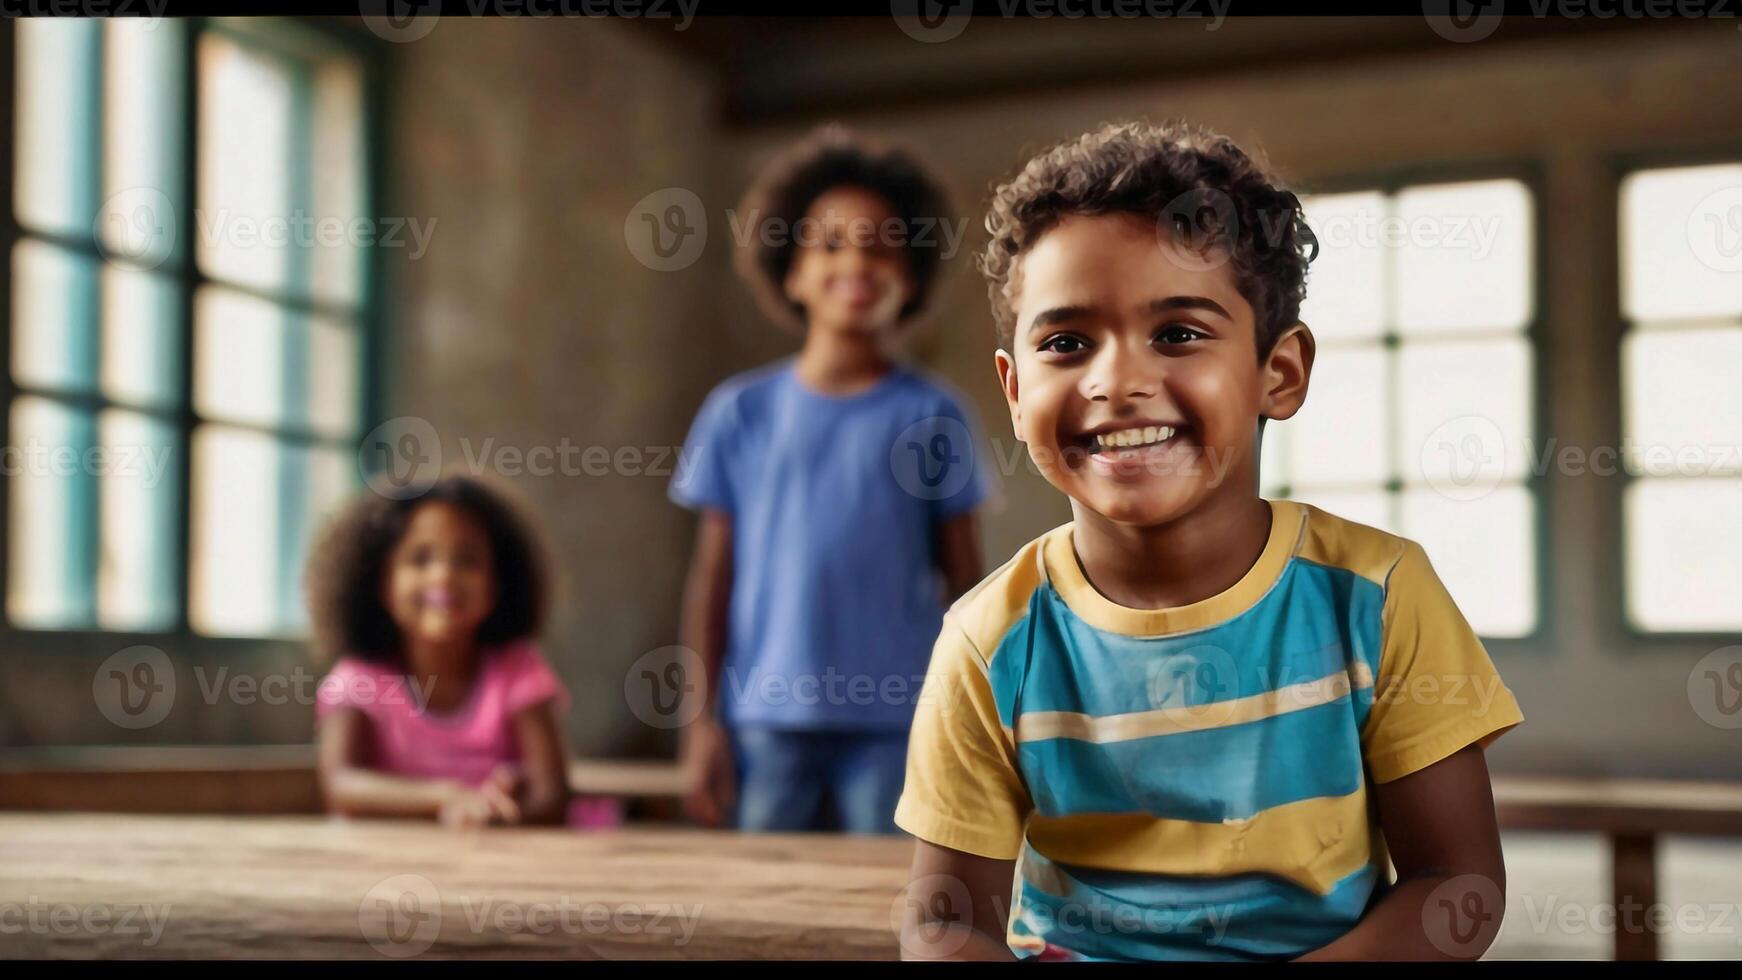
[1490,774,1742,961]
[0,747,685,817]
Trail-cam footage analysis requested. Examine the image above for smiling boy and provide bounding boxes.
[894,121,1523,961]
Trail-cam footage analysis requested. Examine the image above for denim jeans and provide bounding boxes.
[729,726,909,834]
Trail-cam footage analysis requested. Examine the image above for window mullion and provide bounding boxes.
[172,20,202,635]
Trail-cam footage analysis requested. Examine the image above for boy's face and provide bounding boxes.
[783,185,915,335]
[995,212,1311,528]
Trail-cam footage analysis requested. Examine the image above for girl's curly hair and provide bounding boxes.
[980,119,1319,355]
[735,124,956,332]
[303,475,550,666]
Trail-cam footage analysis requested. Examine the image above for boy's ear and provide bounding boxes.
[994,348,1024,442]
[1260,322,1315,422]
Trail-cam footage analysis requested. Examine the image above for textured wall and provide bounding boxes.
[385,17,726,757]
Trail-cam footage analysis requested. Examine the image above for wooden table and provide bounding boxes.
[0,814,914,959]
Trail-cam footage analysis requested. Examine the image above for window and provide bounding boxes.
[1619,162,1742,633]
[1261,178,1539,639]
[5,18,373,638]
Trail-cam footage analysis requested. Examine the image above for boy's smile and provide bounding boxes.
[997,212,1307,529]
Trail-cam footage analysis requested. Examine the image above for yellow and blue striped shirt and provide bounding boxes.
[895,499,1523,961]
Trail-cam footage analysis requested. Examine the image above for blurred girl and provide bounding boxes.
[307,475,600,828]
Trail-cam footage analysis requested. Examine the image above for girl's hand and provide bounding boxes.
[438,770,523,828]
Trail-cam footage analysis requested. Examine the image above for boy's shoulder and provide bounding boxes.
[940,525,1067,666]
[1289,500,1418,592]
[702,358,797,406]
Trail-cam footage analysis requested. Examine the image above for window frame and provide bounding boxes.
[0,16,388,651]
[1276,159,1551,653]
[1608,142,1742,646]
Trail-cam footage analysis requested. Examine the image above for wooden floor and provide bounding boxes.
[0,814,914,959]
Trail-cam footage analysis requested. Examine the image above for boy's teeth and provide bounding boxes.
[1094,425,1176,450]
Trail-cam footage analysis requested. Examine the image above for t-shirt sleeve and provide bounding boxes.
[499,643,572,717]
[894,617,1031,860]
[1361,541,1524,784]
[668,382,740,514]
[314,657,374,724]
[925,390,1000,524]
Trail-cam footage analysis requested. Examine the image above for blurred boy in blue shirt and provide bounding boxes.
[670,127,994,833]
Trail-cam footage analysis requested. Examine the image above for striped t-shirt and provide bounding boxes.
[894,499,1523,961]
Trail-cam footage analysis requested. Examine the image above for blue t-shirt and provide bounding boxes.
[670,358,996,731]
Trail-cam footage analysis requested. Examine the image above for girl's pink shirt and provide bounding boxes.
[315,641,571,788]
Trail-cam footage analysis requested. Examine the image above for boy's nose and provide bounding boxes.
[1081,346,1159,403]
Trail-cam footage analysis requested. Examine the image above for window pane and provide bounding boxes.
[1259,421,1288,496]
[189,425,280,636]
[1623,327,1742,477]
[14,19,100,238]
[101,18,188,270]
[1626,479,1742,632]
[12,241,100,393]
[279,444,356,632]
[308,318,361,438]
[1402,484,1537,638]
[1298,192,1387,342]
[6,397,97,628]
[1398,336,1533,487]
[102,265,183,409]
[1395,180,1533,335]
[1285,342,1389,486]
[196,287,357,435]
[1288,487,1396,536]
[195,287,286,427]
[310,59,366,307]
[1621,163,1742,322]
[198,31,297,294]
[190,426,356,637]
[97,410,179,631]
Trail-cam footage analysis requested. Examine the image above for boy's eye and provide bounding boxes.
[1038,333,1090,356]
[1154,324,1206,346]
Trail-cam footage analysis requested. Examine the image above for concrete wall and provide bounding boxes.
[385,18,725,757]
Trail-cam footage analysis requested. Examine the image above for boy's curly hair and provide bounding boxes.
[304,475,550,667]
[980,119,1318,355]
[735,124,955,332]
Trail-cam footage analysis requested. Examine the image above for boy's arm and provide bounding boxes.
[900,840,1019,961]
[677,507,735,827]
[317,707,518,823]
[509,701,572,825]
[934,512,983,603]
[1295,743,1506,961]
